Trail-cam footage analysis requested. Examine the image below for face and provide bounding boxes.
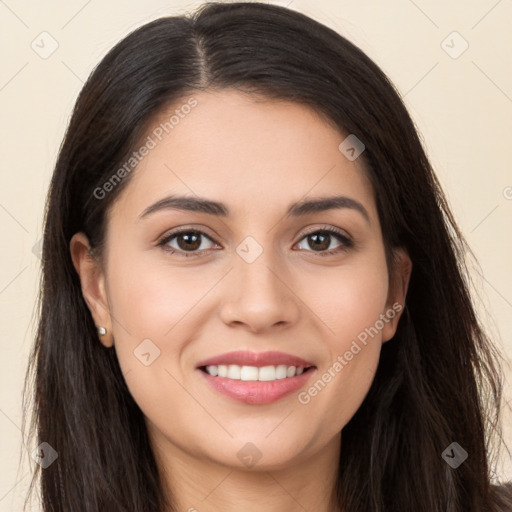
[71,88,411,472]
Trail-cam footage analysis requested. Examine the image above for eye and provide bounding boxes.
[157,225,353,258]
[157,228,219,257]
[295,227,353,256]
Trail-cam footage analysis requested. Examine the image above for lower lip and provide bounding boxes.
[198,368,316,405]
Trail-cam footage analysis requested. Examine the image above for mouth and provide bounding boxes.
[196,350,317,404]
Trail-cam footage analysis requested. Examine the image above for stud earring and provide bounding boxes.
[97,326,107,336]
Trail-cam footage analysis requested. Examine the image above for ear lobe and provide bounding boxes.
[381,247,412,343]
[69,232,114,347]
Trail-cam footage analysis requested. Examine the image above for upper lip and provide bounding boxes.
[196,350,315,368]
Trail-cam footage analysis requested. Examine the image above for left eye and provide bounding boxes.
[295,229,351,254]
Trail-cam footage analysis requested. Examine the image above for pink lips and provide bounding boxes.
[196,350,316,405]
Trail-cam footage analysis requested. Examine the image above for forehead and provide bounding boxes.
[109,88,376,222]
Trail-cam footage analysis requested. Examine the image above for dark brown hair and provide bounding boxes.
[23,2,512,511]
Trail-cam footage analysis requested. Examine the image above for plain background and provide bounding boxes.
[1,0,511,509]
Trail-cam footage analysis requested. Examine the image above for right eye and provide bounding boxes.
[157,228,220,257]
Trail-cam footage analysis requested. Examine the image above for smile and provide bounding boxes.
[196,351,317,404]
[202,364,309,381]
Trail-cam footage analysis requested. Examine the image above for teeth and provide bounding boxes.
[259,365,276,381]
[241,366,259,381]
[227,365,241,379]
[204,364,307,381]
[275,365,288,379]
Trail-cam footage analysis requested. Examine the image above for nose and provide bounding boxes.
[219,250,301,334]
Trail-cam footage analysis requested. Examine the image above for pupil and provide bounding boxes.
[178,232,201,251]
[310,232,329,251]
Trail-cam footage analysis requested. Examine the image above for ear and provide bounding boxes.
[69,232,114,348]
[381,247,412,343]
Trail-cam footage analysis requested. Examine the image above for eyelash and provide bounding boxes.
[156,225,354,258]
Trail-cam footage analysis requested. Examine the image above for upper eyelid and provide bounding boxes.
[300,225,350,239]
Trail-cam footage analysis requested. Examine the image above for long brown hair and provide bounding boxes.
[23,2,511,511]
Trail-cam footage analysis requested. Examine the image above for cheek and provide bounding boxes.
[104,250,224,408]
[105,258,192,424]
[295,252,388,423]
[106,249,211,336]
[302,254,389,343]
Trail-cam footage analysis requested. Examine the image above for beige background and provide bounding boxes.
[1,0,511,509]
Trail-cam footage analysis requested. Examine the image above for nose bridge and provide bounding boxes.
[234,236,284,299]
[219,233,300,331]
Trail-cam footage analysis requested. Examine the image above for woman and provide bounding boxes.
[23,2,512,511]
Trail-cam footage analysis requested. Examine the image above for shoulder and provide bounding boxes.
[490,482,512,512]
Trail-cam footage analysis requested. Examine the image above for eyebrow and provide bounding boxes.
[138,194,370,224]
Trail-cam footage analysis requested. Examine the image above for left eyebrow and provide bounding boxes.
[286,196,370,224]
[138,194,371,224]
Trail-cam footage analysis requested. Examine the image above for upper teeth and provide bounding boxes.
[205,364,306,381]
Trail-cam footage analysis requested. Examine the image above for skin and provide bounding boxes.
[71,88,412,512]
